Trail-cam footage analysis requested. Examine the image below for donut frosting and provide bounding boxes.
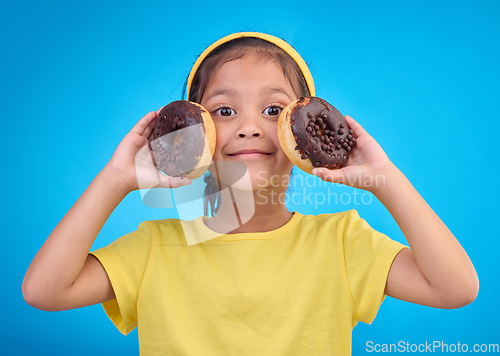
[290,97,356,169]
[148,100,207,177]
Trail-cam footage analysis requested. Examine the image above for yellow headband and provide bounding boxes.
[186,31,315,101]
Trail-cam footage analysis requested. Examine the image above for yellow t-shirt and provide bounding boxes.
[90,209,407,355]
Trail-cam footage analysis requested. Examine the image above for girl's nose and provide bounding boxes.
[238,130,261,138]
[236,113,264,138]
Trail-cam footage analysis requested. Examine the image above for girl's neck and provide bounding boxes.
[204,184,293,234]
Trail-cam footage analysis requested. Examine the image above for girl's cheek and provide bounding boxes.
[214,122,223,138]
[214,123,230,149]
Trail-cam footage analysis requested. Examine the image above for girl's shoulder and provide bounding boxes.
[133,218,190,245]
[298,209,359,223]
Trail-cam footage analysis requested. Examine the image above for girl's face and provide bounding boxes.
[201,53,297,190]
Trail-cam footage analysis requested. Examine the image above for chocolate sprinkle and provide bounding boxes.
[289,97,356,169]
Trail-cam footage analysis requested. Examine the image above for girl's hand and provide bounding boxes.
[311,115,393,192]
[104,108,192,193]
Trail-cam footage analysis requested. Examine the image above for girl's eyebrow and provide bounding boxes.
[204,87,293,104]
[262,87,293,101]
[204,88,236,103]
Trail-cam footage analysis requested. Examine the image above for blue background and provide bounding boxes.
[2,0,499,354]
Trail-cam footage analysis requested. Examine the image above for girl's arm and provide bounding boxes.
[312,115,479,309]
[374,163,478,308]
[23,109,191,311]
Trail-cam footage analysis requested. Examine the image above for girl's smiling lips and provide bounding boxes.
[227,148,273,159]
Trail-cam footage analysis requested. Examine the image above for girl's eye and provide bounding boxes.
[264,105,283,117]
[214,107,236,116]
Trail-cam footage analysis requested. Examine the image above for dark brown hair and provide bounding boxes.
[186,37,310,217]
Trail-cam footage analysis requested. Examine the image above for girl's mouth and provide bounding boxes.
[227,149,273,160]
[228,152,271,160]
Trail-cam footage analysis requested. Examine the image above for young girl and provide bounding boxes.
[23,32,479,355]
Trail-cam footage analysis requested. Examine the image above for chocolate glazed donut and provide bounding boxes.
[278,96,356,174]
[147,100,216,179]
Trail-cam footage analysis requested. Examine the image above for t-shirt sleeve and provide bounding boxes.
[342,209,408,325]
[89,221,153,335]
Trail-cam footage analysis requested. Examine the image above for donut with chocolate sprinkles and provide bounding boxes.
[277,96,356,174]
[147,100,216,179]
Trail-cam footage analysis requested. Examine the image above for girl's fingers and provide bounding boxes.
[312,167,347,184]
[344,115,367,139]
[159,175,192,189]
[133,106,164,137]
[130,111,157,136]
[142,106,166,138]
[143,114,157,139]
[156,106,165,116]
[171,177,192,188]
